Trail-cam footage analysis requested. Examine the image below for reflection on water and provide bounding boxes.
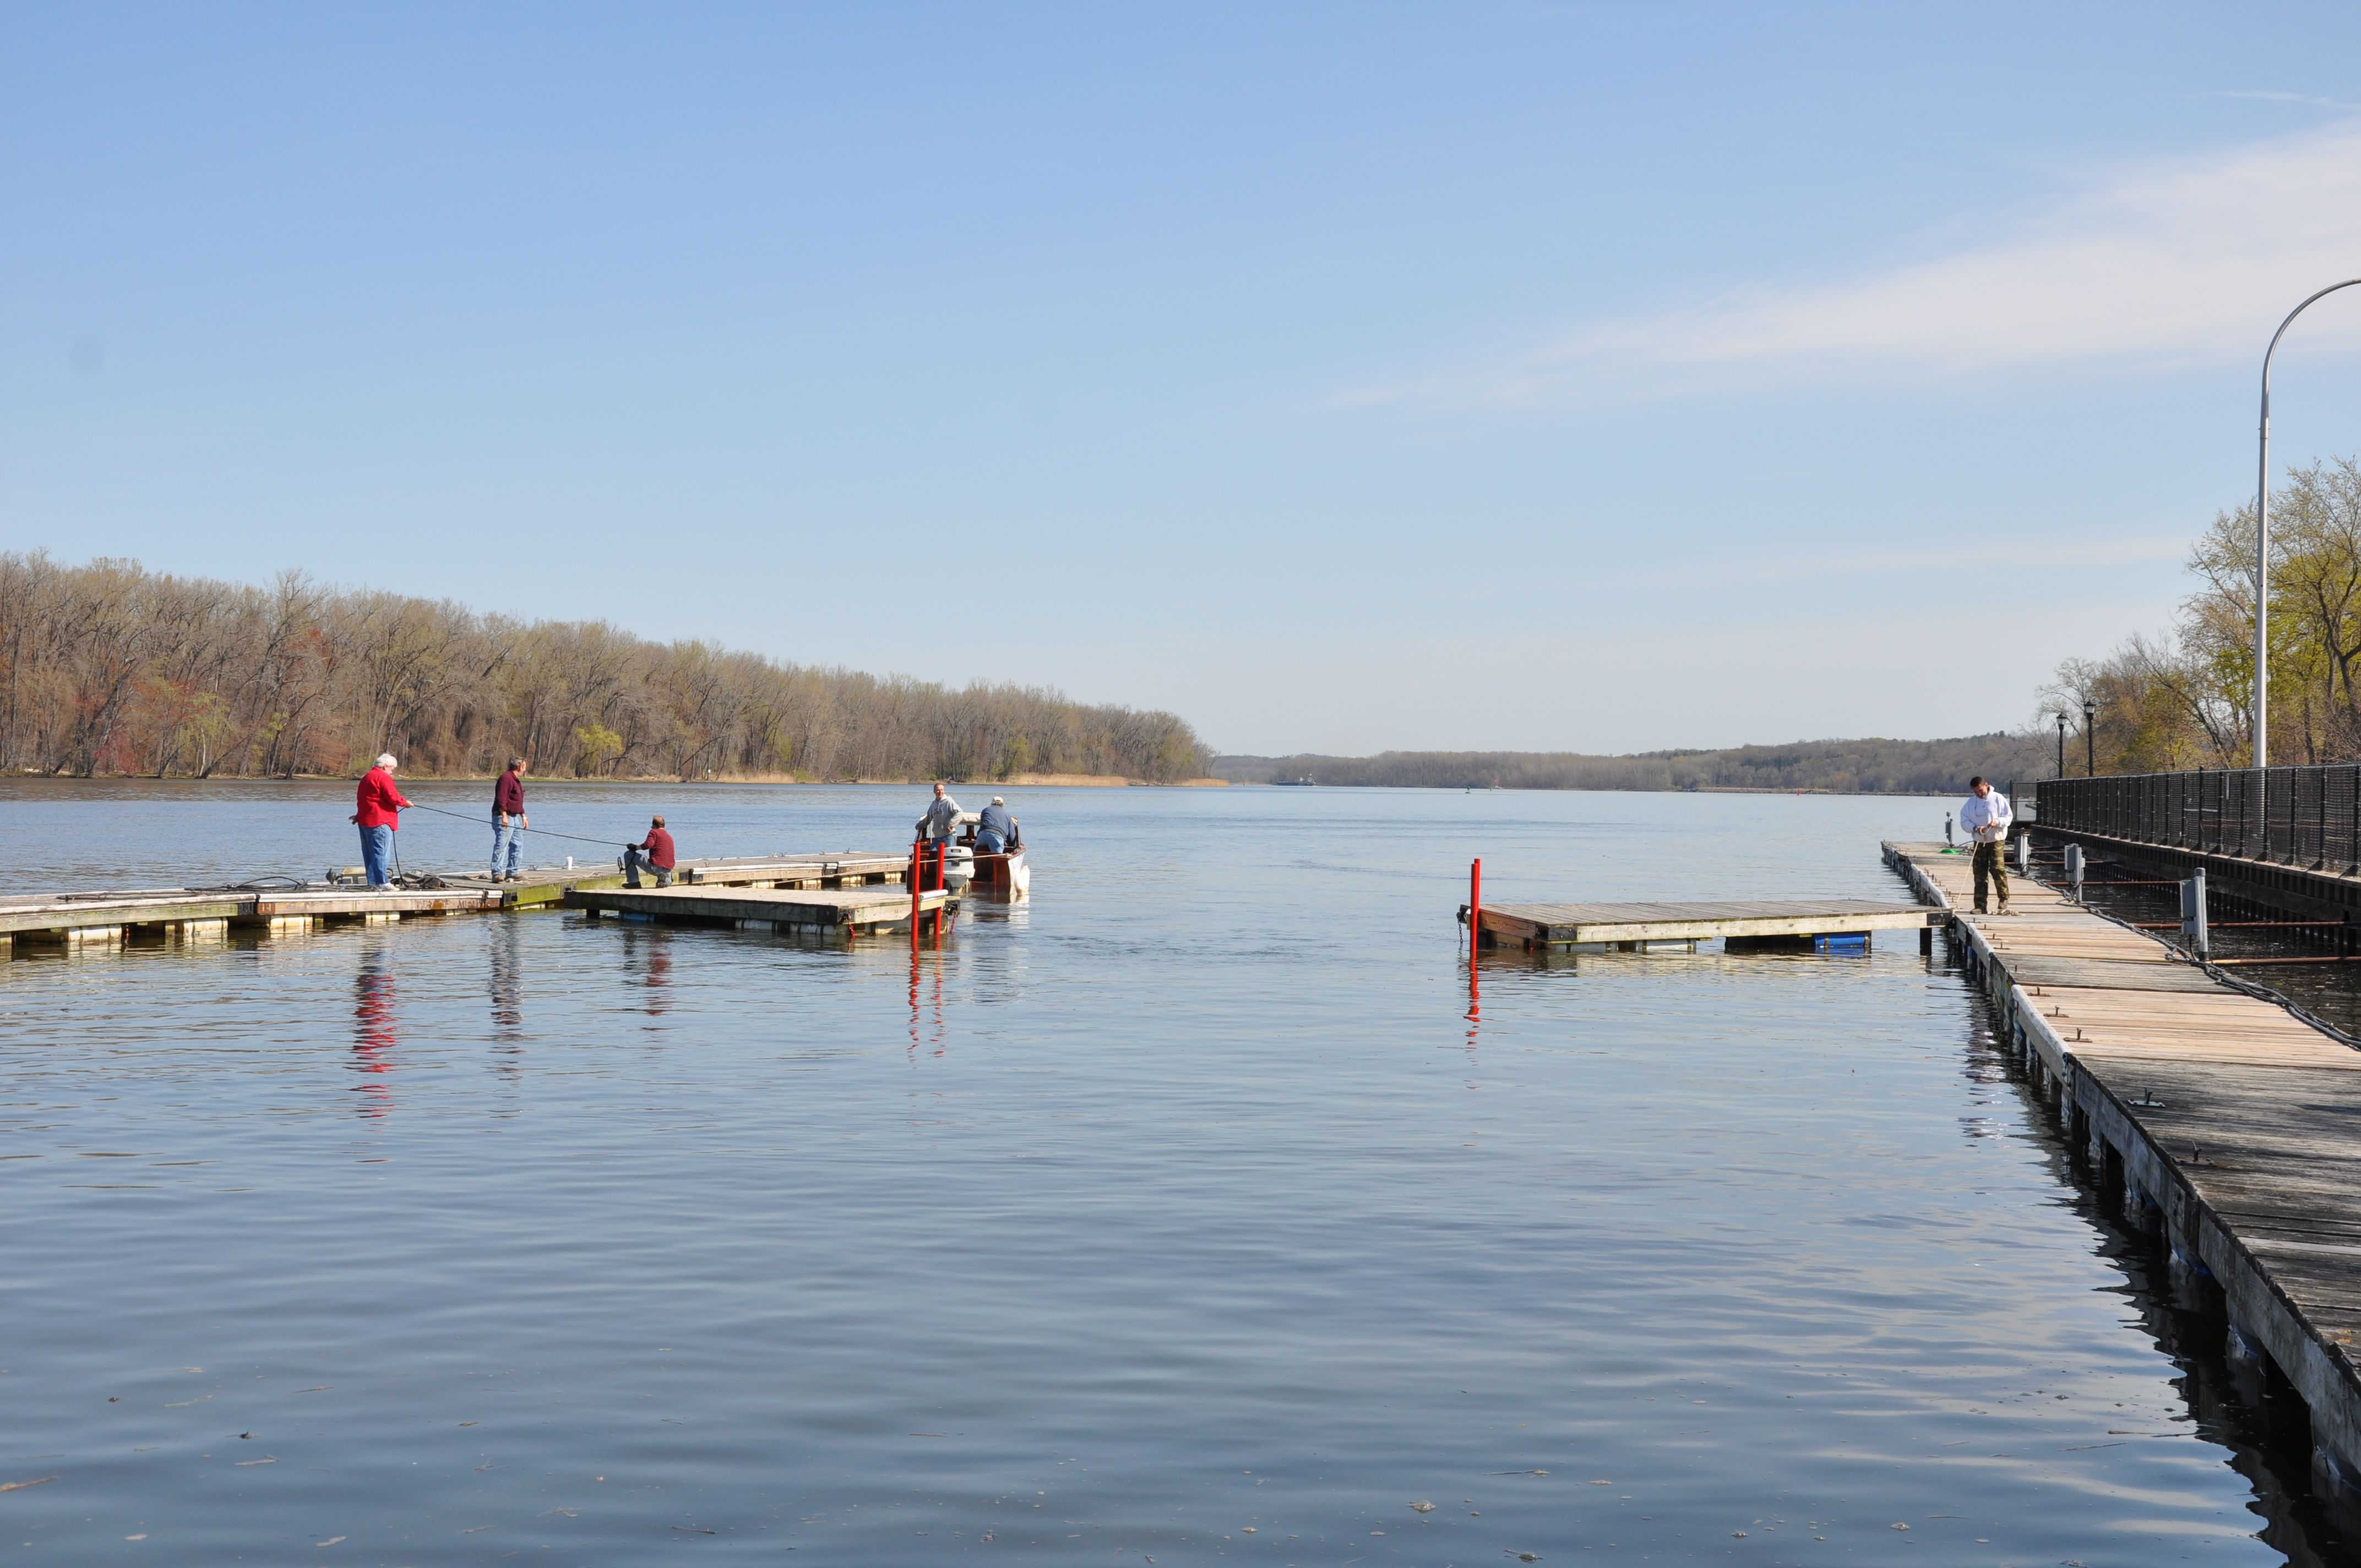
[351,944,396,1118]
[619,925,672,1022]
[910,947,947,1058]
[0,785,2347,1564]
[489,917,524,1063]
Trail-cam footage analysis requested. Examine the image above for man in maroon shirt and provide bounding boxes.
[349,753,412,888]
[491,757,529,881]
[624,815,676,888]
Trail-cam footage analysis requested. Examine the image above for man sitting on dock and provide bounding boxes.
[1961,776,2014,915]
[917,782,961,847]
[624,815,676,888]
[350,753,412,889]
[491,757,529,883]
[976,796,1018,853]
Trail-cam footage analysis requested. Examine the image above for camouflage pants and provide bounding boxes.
[1972,840,2010,911]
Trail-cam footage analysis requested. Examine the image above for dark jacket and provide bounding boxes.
[494,771,525,816]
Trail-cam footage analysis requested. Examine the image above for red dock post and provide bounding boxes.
[1470,857,1482,955]
[932,841,946,943]
[910,838,923,950]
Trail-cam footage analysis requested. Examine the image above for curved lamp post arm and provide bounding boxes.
[2255,278,2361,769]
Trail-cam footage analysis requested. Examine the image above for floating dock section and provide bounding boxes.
[1459,897,1945,953]
[1885,838,2361,1501]
[564,883,953,937]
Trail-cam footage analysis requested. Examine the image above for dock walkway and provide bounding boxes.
[0,851,916,951]
[1885,839,2361,1494]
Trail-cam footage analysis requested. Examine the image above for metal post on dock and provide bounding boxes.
[1944,813,1954,847]
[2015,833,2031,876]
[2182,868,2209,959]
[1469,858,1482,956]
[2065,843,2084,903]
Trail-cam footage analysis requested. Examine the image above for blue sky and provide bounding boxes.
[6,4,2361,756]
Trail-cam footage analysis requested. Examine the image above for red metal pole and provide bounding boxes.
[932,841,946,942]
[910,837,922,950]
[1470,857,1482,955]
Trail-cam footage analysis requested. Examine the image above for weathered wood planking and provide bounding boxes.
[1885,838,2361,1483]
[565,883,951,934]
[0,892,244,936]
[1463,897,1943,948]
[0,851,923,944]
[2005,956,2221,992]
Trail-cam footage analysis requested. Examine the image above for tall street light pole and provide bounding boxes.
[2083,699,2097,778]
[2056,712,2066,778]
[2254,279,2361,770]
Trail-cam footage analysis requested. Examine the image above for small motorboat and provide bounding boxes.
[969,842,1029,897]
[949,811,1030,899]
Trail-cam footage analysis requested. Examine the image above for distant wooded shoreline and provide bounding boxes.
[1214,732,2054,796]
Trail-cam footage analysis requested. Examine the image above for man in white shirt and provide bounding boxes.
[916,781,962,845]
[1960,776,2014,914]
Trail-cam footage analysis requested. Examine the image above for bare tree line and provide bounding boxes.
[0,553,1211,783]
[1216,732,2051,794]
[2042,456,2361,773]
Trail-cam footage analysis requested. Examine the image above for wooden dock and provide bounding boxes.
[453,849,912,909]
[1885,839,2361,1496]
[1460,897,1945,952]
[565,883,953,937]
[0,851,920,951]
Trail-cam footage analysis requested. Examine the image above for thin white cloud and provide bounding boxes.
[2199,91,2361,112]
[1338,123,2361,407]
[1741,534,2188,584]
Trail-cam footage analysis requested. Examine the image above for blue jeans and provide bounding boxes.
[976,828,1006,853]
[359,825,395,887]
[492,815,524,878]
[623,848,672,888]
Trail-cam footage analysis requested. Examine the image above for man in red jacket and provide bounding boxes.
[350,753,412,888]
[624,815,676,888]
[491,757,529,882]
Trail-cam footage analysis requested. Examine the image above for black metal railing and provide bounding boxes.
[2034,765,2361,874]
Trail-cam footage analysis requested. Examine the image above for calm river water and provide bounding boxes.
[0,782,2341,1564]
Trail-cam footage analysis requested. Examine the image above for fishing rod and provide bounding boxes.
[400,799,638,850]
